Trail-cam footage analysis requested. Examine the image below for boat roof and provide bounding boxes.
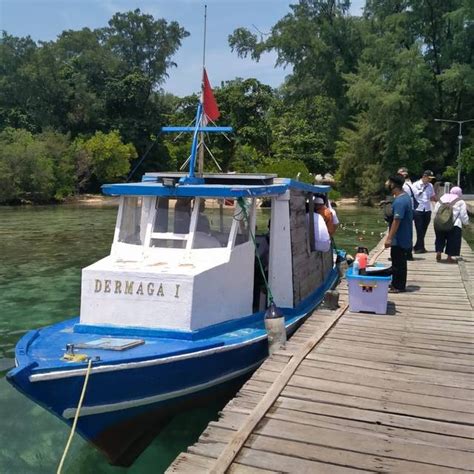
[102,173,331,198]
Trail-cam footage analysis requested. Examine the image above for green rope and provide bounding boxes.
[236,197,274,304]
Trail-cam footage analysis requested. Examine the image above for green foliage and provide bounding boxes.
[80,130,137,183]
[328,189,341,201]
[0,128,55,202]
[442,165,458,182]
[0,128,136,203]
[269,95,338,173]
[261,158,313,183]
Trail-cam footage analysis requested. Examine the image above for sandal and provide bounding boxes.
[389,288,405,293]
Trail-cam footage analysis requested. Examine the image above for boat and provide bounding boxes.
[7,70,340,467]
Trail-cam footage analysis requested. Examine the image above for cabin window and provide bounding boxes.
[192,198,233,249]
[118,197,144,245]
[150,197,191,248]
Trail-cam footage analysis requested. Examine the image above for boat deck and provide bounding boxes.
[168,228,474,473]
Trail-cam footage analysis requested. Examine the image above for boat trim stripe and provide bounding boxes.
[29,334,268,383]
[62,359,265,419]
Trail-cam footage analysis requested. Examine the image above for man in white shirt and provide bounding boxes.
[412,170,437,253]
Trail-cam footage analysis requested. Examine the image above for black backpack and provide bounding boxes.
[383,200,393,225]
[406,184,419,210]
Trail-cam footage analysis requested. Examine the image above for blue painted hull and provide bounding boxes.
[7,266,338,465]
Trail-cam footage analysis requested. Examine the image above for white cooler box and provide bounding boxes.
[346,265,392,315]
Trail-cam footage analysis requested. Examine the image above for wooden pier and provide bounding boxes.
[168,229,474,473]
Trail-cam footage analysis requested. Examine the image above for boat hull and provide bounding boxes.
[8,336,268,466]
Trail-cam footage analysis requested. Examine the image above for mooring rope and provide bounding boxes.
[57,358,93,474]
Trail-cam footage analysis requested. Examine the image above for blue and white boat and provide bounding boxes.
[7,82,339,466]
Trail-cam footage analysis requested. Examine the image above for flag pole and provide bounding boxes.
[198,4,207,176]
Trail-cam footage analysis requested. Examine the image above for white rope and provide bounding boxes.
[57,358,93,473]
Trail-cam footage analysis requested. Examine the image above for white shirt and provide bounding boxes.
[306,213,331,252]
[327,201,339,225]
[413,180,435,212]
[434,198,470,229]
[402,180,416,209]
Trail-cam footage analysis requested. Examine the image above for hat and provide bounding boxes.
[450,186,462,197]
[313,197,325,205]
[397,167,408,176]
[422,170,435,179]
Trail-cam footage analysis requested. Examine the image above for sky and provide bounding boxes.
[1,0,365,96]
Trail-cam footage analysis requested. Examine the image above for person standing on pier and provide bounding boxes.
[412,170,437,253]
[397,167,416,260]
[433,186,470,263]
[384,175,413,293]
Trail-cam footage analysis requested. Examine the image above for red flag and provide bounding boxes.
[202,68,220,123]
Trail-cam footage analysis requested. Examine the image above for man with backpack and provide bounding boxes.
[433,186,469,263]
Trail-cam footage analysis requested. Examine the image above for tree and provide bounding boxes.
[269,95,338,173]
[104,9,189,89]
[229,0,363,112]
[80,130,137,185]
[0,128,55,202]
[261,158,313,183]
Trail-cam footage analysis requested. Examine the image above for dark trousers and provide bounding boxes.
[414,210,431,251]
[391,246,408,291]
[435,226,462,256]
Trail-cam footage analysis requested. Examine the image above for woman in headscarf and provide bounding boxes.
[433,186,470,263]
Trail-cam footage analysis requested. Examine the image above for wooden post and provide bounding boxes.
[197,134,204,176]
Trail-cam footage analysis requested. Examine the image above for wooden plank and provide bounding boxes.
[330,327,474,348]
[242,378,474,425]
[201,425,466,473]
[319,338,474,363]
[167,453,277,473]
[325,333,474,355]
[304,353,474,389]
[459,257,474,308]
[295,359,474,398]
[213,409,474,451]
[251,371,474,414]
[271,396,474,439]
[247,418,474,470]
[190,440,368,474]
[313,345,474,373]
[290,363,474,400]
[276,384,474,424]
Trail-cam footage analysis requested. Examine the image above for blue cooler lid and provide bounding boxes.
[346,263,392,280]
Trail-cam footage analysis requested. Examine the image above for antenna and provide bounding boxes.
[198,4,208,176]
[202,5,207,71]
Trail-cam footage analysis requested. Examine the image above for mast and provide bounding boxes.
[161,4,232,185]
[198,4,207,176]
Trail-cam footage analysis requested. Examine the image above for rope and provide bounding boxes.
[126,132,162,182]
[236,197,274,304]
[57,358,93,474]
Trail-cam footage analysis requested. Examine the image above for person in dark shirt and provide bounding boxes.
[384,174,413,292]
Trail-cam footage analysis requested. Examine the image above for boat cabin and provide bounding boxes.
[78,173,333,336]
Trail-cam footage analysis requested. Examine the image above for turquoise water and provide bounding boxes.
[0,203,414,473]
